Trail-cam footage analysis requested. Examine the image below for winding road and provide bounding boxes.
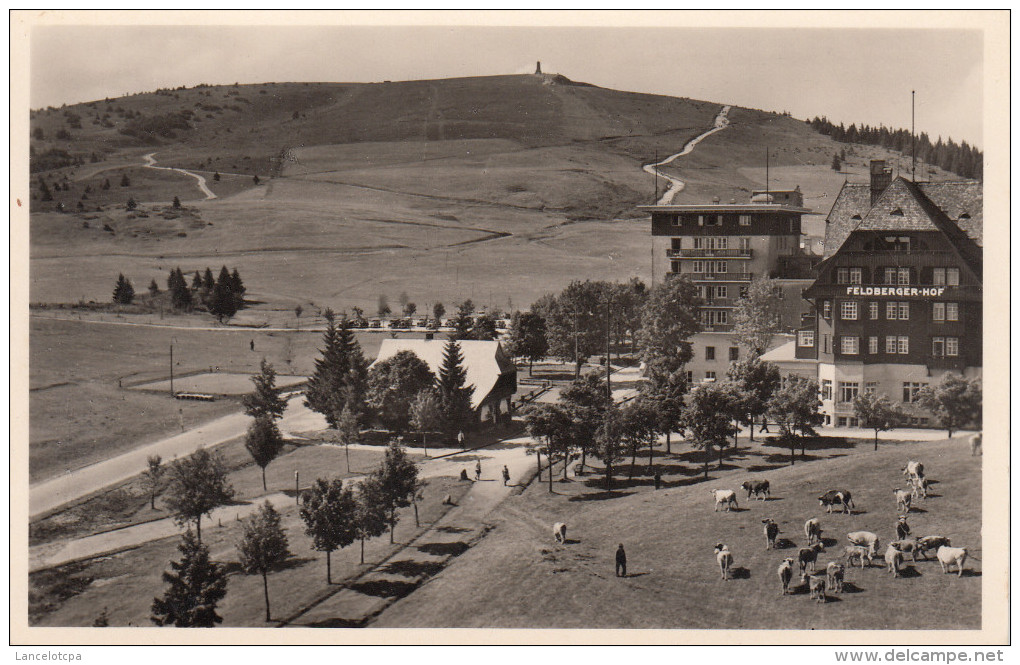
[643,105,731,205]
[143,152,217,200]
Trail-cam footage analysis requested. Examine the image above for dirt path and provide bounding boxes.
[642,105,731,205]
[143,152,217,200]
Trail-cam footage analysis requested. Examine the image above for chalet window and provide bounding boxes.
[739,214,751,226]
[898,302,910,320]
[947,268,960,286]
[898,268,911,285]
[869,336,878,354]
[886,336,898,353]
[947,302,959,321]
[946,337,959,357]
[932,337,945,357]
[885,267,898,284]
[933,302,945,321]
[840,300,858,320]
[798,330,815,347]
[849,267,862,284]
[729,347,739,361]
[823,300,832,319]
[897,336,909,354]
[838,381,859,403]
[821,379,832,400]
[715,286,727,299]
[837,268,849,284]
[840,336,859,355]
[902,382,928,403]
[705,371,717,381]
[869,302,879,319]
[706,346,716,361]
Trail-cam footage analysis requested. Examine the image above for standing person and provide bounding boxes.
[250,339,255,351]
[502,465,510,486]
[759,417,770,434]
[654,470,662,490]
[475,460,482,481]
[458,431,465,448]
[896,516,911,541]
[615,544,627,577]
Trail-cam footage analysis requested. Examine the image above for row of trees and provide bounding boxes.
[808,116,983,180]
[112,266,246,319]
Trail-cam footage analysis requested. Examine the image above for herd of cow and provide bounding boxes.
[703,459,972,603]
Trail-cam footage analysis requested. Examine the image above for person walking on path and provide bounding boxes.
[616,544,627,577]
[458,431,465,447]
[475,460,482,481]
[502,465,510,486]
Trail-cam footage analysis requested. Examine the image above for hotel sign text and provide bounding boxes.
[845,286,947,298]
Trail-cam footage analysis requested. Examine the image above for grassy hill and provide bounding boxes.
[374,435,981,630]
[28,73,959,312]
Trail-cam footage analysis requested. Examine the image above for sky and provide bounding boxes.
[29,22,984,147]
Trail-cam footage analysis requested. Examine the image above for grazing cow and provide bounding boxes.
[818,490,855,514]
[937,546,968,577]
[777,558,794,595]
[804,517,823,544]
[847,531,880,557]
[762,518,780,550]
[798,542,824,574]
[844,545,874,568]
[885,544,905,577]
[969,433,982,456]
[801,572,827,603]
[890,539,922,563]
[741,480,771,501]
[896,516,912,541]
[894,488,912,513]
[711,489,738,512]
[826,561,845,594]
[910,476,929,500]
[917,536,952,560]
[553,522,567,544]
[714,544,733,581]
[902,460,925,482]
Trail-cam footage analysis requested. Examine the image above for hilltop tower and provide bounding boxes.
[535,61,542,75]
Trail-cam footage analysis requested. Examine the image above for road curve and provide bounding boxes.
[143,152,217,200]
[643,105,731,205]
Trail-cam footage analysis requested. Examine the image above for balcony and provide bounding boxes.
[690,272,754,282]
[666,248,753,259]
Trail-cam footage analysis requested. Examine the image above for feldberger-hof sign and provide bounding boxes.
[845,286,948,297]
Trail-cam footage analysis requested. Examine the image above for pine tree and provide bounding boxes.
[143,455,165,510]
[230,268,245,297]
[112,273,135,304]
[304,309,369,428]
[148,279,159,297]
[210,266,238,321]
[192,270,204,291]
[203,267,216,291]
[436,338,475,441]
[126,197,137,210]
[102,178,111,191]
[831,153,842,171]
[38,176,53,202]
[150,529,227,627]
[172,196,182,209]
[243,359,287,421]
[120,173,131,187]
[236,501,291,622]
[299,478,358,584]
[169,267,193,311]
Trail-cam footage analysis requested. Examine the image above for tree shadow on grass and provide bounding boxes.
[305,617,366,628]
[222,556,315,575]
[348,578,419,598]
[568,490,635,502]
[379,559,444,578]
[434,525,470,534]
[417,541,469,557]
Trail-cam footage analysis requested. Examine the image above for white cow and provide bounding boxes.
[777,558,795,595]
[847,531,880,557]
[804,517,823,544]
[552,522,567,544]
[969,433,982,456]
[937,546,969,577]
[885,544,905,577]
[762,518,780,551]
[802,572,827,603]
[894,488,912,513]
[844,545,873,568]
[902,460,925,481]
[826,561,845,594]
[917,536,952,560]
[714,544,733,581]
[711,489,738,512]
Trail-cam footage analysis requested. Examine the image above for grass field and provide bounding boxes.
[375,435,981,629]
[132,371,307,396]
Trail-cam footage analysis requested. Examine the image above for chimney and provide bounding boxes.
[870,160,892,205]
[535,61,542,75]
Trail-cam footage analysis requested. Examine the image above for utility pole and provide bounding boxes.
[605,296,612,403]
[653,150,659,203]
[169,342,174,396]
[911,90,916,182]
[765,146,770,196]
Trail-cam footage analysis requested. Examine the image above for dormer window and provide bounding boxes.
[959,212,971,220]
[890,207,904,216]
[851,214,862,221]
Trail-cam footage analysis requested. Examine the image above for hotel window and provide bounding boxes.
[706,371,717,381]
[693,237,703,249]
[887,302,909,320]
[717,311,728,325]
[714,237,728,250]
[838,381,860,403]
[886,336,898,353]
[902,382,928,403]
[821,379,832,400]
[840,336,859,355]
[933,302,945,321]
[933,268,961,286]
[869,302,879,319]
[946,302,959,321]
[898,268,911,285]
[696,285,707,299]
[885,267,898,284]
[946,337,959,357]
[670,260,682,273]
[865,382,880,394]
[797,330,815,347]
[714,261,728,273]
[869,336,878,354]
[897,336,909,354]
[886,302,898,320]
[822,300,832,319]
[841,300,858,320]
[706,346,716,361]
[837,268,849,284]
[932,337,945,357]
[692,260,705,273]
[739,237,751,251]
[715,286,728,299]
[670,215,680,226]
[849,267,863,284]
[822,334,831,354]
[729,347,739,361]
[698,215,706,226]
[739,214,751,226]
[898,302,910,320]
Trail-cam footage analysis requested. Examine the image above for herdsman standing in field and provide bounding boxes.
[616,544,627,577]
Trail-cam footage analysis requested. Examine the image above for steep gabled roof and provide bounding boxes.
[372,339,515,410]
[822,181,871,259]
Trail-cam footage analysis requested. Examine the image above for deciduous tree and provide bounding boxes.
[143,455,165,510]
[409,389,442,457]
[374,443,420,543]
[244,416,285,492]
[915,374,982,438]
[299,479,357,584]
[853,391,904,451]
[506,311,548,375]
[163,448,235,543]
[236,501,291,622]
[637,276,701,377]
[367,350,436,433]
[354,475,388,564]
[766,375,824,465]
[731,277,784,359]
[683,383,736,479]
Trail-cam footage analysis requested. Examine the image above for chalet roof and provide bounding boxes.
[823,177,982,259]
[372,339,515,410]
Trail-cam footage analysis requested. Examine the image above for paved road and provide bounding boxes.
[29,396,325,520]
[642,105,731,205]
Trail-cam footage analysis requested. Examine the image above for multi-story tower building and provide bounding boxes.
[640,195,815,382]
[798,161,982,427]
